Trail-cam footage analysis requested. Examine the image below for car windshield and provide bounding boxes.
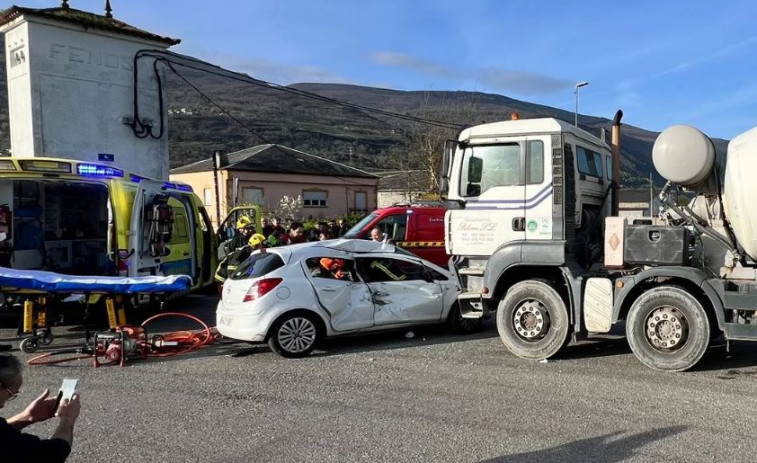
[230,252,285,280]
[343,213,378,238]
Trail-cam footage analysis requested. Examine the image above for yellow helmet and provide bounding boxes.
[248,233,267,247]
[236,216,252,229]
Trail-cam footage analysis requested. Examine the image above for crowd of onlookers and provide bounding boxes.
[215,216,356,283]
[233,216,353,249]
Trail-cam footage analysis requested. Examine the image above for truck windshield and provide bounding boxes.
[344,213,378,238]
[460,143,521,197]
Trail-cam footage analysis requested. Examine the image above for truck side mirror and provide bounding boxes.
[440,140,456,196]
[468,156,483,183]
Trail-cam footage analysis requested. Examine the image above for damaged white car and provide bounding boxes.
[216,239,481,357]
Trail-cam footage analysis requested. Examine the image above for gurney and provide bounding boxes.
[0,267,192,352]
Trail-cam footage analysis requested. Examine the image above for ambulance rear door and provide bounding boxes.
[128,181,173,277]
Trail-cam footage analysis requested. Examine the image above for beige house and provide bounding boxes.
[170,144,379,227]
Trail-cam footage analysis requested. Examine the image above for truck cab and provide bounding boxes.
[442,118,613,318]
[343,205,448,267]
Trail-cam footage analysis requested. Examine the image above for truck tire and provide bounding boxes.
[626,286,710,372]
[496,280,569,360]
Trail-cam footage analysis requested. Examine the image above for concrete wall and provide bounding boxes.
[1,15,173,179]
[171,169,378,227]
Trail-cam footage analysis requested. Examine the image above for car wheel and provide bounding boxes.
[496,280,570,360]
[268,312,322,358]
[447,303,483,334]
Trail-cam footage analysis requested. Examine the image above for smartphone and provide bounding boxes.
[54,378,78,411]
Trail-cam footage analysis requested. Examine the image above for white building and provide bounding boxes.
[0,2,180,179]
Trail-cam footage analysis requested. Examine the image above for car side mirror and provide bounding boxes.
[421,268,435,283]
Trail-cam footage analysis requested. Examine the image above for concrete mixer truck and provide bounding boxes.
[440,110,757,371]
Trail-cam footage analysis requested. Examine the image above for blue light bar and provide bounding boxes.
[130,174,146,183]
[77,163,124,178]
[163,182,177,190]
[176,184,193,192]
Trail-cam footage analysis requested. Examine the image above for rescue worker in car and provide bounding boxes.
[319,258,350,280]
[215,233,268,284]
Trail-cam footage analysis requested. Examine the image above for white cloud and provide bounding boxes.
[370,50,571,95]
[477,68,573,95]
[369,51,461,79]
[218,57,351,85]
[655,36,757,77]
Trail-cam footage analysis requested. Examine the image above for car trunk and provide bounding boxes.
[0,179,111,275]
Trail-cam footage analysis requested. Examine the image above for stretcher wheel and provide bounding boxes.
[20,337,39,353]
[40,330,54,346]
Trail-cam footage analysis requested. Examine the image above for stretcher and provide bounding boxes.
[0,267,192,352]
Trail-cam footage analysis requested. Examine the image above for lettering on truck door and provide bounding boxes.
[449,141,526,256]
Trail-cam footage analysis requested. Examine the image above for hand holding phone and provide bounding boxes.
[54,378,78,412]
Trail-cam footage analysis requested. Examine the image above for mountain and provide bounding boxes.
[0,42,728,188]
[163,71,729,187]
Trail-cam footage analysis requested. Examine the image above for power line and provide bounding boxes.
[131,49,464,140]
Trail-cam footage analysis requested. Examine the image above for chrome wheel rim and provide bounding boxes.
[645,306,687,351]
[278,317,317,353]
[513,300,549,341]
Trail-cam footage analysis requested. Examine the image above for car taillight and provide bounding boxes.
[243,278,283,302]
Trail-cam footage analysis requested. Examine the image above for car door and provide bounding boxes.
[355,255,445,325]
[217,205,262,260]
[304,257,374,332]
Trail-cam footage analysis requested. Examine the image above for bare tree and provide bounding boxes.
[404,92,479,195]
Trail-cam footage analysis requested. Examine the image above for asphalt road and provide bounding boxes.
[2,294,757,463]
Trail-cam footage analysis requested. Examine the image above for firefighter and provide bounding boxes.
[319,257,350,280]
[230,216,256,250]
[215,233,268,284]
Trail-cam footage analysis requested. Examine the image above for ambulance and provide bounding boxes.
[0,157,218,291]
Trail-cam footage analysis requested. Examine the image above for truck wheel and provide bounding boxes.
[626,286,710,372]
[496,280,569,360]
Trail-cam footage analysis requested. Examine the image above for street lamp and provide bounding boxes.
[574,81,589,127]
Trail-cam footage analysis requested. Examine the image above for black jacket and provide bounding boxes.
[0,417,71,463]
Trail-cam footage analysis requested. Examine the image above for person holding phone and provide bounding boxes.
[0,354,81,462]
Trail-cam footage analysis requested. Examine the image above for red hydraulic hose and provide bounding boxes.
[27,312,218,366]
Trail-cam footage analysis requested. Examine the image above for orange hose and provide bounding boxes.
[27,352,93,366]
[27,312,218,366]
[140,311,218,358]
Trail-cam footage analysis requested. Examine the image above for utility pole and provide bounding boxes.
[212,150,224,226]
[649,172,654,217]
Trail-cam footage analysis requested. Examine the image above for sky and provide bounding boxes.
[16,0,757,139]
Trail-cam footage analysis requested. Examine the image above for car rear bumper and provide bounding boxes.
[216,305,268,342]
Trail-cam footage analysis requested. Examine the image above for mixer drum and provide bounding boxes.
[652,125,716,189]
[723,126,757,261]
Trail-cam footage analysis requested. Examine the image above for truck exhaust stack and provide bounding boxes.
[611,110,623,216]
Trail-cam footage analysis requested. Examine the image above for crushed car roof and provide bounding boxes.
[291,239,397,254]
